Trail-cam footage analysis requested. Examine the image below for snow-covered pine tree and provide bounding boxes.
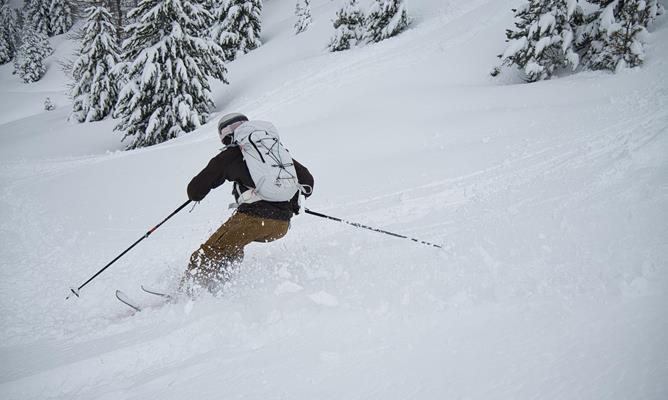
[49,0,74,35]
[294,0,312,35]
[114,0,228,149]
[15,26,52,83]
[71,5,121,122]
[11,10,24,74]
[23,0,73,36]
[328,0,365,52]
[574,0,603,49]
[211,0,262,60]
[0,0,19,64]
[494,0,580,82]
[102,0,132,43]
[24,0,52,36]
[365,0,409,43]
[210,0,240,61]
[0,28,10,65]
[578,0,661,71]
[44,96,55,110]
[227,0,262,56]
[21,0,37,30]
[237,0,262,53]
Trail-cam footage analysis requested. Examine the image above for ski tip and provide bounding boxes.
[141,285,171,299]
[115,290,142,312]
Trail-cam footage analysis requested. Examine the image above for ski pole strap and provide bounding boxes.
[304,208,442,249]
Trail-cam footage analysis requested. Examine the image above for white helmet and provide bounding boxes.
[217,113,248,144]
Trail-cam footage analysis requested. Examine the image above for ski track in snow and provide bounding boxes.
[1,0,668,399]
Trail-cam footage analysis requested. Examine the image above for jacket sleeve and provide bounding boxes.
[187,152,228,201]
[293,159,314,197]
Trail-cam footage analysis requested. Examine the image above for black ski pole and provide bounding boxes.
[304,208,442,249]
[66,200,192,300]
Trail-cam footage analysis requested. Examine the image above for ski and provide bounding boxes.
[115,286,174,313]
[115,290,142,312]
[141,285,172,300]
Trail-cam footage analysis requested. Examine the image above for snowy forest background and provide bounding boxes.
[0,0,664,148]
[1,0,667,399]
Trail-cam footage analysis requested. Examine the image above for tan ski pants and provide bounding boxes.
[182,212,289,290]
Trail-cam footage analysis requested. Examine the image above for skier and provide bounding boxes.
[181,113,314,292]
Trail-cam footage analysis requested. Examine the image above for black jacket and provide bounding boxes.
[187,147,314,221]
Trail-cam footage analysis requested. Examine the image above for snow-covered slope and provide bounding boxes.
[1,0,667,399]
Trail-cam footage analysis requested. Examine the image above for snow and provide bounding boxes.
[538,12,556,35]
[308,290,339,307]
[534,36,552,55]
[566,0,578,18]
[524,60,544,75]
[600,0,621,35]
[1,0,668,399]
[562,28,574,51]
[565,48,580,69]
[501,37,527,60]
[639,0,647,12]
[274,281,303,295]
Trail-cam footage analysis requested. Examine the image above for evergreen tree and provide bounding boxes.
[71,5,121,122]
[578,0,660,71]
[15,26,52,83]
[26,0,52,36]
[213,0,261,59]
[114,0,229,149]
[236,0,262,53]
[365,0,409,43]
[11,10,24,74]
[328,0,365,52]
[103,0,133,43]
[494,0,580,82]
[44,96,56,110]
[294,0,311,35]
[0,0,19,64]
[49,0,74,35]
[21,0,37,31]
[211,0,240,61]
[22,0,73,36]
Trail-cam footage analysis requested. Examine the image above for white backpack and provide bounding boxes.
[231,121,301,204]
